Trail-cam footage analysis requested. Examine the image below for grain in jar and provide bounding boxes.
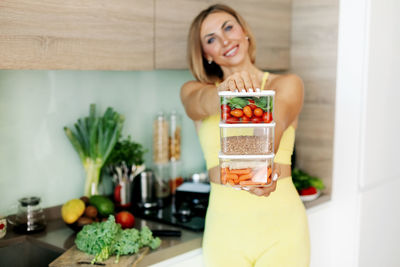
[168,111,181,161]
[153,112,169,164]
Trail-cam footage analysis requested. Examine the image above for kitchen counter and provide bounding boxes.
[0,206,203,267]
[0,195,329,266]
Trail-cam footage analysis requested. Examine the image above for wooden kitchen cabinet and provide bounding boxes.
[0,0,290,70]
[0,0,154,70]
[155,0,291,70]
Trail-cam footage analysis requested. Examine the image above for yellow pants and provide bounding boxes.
[202,177,310,267]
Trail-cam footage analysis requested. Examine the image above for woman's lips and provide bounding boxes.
[224,45,239,57]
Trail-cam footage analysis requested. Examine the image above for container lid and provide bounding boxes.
[19,197,41,207]
[219,122,275,128]
[218,153,275,159]
[218,90,275,97]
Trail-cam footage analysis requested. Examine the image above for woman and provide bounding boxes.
[181,4,310,267]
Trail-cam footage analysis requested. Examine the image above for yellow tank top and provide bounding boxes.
[198,72,294,169]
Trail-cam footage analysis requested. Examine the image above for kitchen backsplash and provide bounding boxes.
[0,70,205,214]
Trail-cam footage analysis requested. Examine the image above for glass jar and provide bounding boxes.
[168,111,182,161]
[153,112,169,164]
[14,196,46,233]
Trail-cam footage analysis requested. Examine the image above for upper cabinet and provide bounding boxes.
[155,0,291,70]
[0,0,154,70]
[0,0,291,70]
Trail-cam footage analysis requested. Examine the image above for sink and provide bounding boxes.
[0,236,63,267]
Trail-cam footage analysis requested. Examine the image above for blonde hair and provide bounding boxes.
[187,4,256,84]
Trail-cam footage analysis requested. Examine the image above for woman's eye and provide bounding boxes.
[225,25,233,31]
[207,37,215,44]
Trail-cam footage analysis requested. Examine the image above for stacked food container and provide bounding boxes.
[218,91,275,189]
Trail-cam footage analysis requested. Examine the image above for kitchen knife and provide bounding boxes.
[151,229,182,237]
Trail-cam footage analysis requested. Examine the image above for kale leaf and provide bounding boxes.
[75,215,161,264]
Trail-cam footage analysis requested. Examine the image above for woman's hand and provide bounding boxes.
[217,71,261,92]
[247,165,280,197]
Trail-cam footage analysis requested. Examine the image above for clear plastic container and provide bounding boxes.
[219,154,274,189]
[219,91,275,124]
[220,122,275,155]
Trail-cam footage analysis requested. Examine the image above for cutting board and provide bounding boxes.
[49,245,149,267]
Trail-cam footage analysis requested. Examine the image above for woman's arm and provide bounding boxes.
[180,81,219,121]
[180,72,262,121]
[271,73,304,152]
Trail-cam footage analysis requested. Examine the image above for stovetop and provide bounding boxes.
[132,184,210,232]
[135,203,206,232]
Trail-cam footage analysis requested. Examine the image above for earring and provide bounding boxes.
[208,58,212,64]
[245,36,249,40]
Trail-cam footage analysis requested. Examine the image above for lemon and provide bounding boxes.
[62,199,85,224]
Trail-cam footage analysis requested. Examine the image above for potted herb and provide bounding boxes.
[292,168,325,201]
[64,104,124,197]
[106,136,146,170]
[105,136,147,207]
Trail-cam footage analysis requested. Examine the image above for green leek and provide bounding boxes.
[64,104,124,197]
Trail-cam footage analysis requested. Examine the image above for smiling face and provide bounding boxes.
[200,12,250,68]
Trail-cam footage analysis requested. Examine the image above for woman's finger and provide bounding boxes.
[228,79,237,91]
[248,180,277,197]
[272,164,281,181]
[240,71,253,91]
[234,75,245,92]
[250,73,261,91]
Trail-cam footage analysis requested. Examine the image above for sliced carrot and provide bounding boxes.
[239,181,267,186]
[230,168,252,175]
[238,173,253,181]
[226,173,239,181]
[228,180,236,186]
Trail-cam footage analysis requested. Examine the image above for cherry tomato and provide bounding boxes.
[230,109,244,118]
[242,116,251,123]
[221,111,231,121]
[254,108,263,117]
[262,112,273,123]
[248,99,257,110]
[251,117,262,123]
[226,117,240,124]
[221,104,231,113]
[243,106,253,118]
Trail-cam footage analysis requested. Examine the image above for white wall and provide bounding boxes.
[357,0,400,265]
[308,0,400,266]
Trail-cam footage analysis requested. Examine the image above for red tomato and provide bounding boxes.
[300,186,318,196]
[230,109,244,118]
[262,112,273,123]
[221,104,231,113]
[226,117,240,124]
[242,116,251,123]
[254,108,263,117]
[251,117,262,123]
[248,99,257,110]
[115,211,135,229]
[243,106,252,118]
